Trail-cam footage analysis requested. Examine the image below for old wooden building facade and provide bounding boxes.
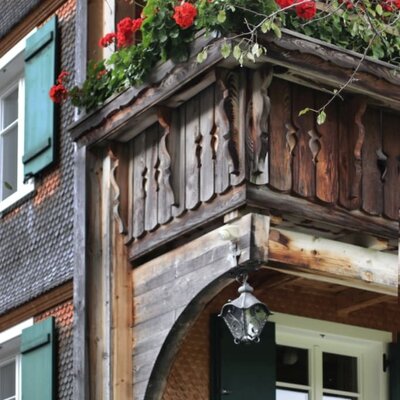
[71,27,400,400]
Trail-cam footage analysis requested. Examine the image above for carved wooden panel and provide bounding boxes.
[128,72,247,242]
[362,108,383,215]
[269,79,293,192]
[315,94,338,204]
[382,112,400,220]
[268,78,398,222]
[292,85,316,198]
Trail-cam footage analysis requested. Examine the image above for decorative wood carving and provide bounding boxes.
[286,123,297,156]
[351,98,367,201]
[269,78,293,192]
[185,96,201,209]
[382,112,400,220]
[307,128,321,164]
[157,107,175,225]
[215,69,232,194]
[292,85,315,198]
[315,94,338,204]
[132,133,146,239]
[199,85,216,202]
[109,150,127,235]
[362,108,383,215]
[246,67,273,184]
[144,125,159,232]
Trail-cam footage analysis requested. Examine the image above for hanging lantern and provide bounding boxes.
[219,274,272,344]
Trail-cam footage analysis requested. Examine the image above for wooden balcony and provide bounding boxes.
[70,31,399,263]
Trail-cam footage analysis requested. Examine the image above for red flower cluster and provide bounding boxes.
[295,1,317,19]
[98,17,144,49]
[99,33,117,47]
[382,0,400,11]
[275,0,317,19]
[49,70,70,103]
[173,2,197,29]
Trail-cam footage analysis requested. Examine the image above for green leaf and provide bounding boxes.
[217,10,227,23]
[261,20,272,34]
[271,23,282,39]
[233,45,242,60]
[221,42,232,59]
[196,49,208,63]
[298,107,310,116]
[317,110,327,125]
[246,51,256,62]
[376,4,383,15]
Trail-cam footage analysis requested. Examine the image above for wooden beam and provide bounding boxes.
[128,186,246,261]
[266,228,398,296]
[336,291,389,317]
[0,281,72,332]
[73,145,89,400]
[247,185,398,239]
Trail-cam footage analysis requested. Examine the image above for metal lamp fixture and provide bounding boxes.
[219,274,272,344]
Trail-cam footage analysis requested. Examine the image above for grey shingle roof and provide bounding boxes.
[0,0,42,39]
[0,0,75,315]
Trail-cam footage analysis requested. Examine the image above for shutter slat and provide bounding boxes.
[23,16,58,181]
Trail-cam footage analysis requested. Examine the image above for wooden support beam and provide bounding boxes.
[0,281,72,332]
[336,291,390,317]
[247,185,398,239]
[266,228,398,296]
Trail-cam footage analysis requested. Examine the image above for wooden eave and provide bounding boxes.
[70,30,400,146]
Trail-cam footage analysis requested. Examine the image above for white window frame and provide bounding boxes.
[270,313,391,400]
[0,319,33,400]
[0,32,35,214]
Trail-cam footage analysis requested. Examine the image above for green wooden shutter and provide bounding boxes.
[23,16,58,181]
[211,316,276,400]
[21,317,56,400]
[390,338,400,400]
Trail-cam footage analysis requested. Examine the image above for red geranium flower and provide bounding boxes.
[117,17,134,47]
[49,84,68,103]
[382,0,400,10]
[131,17,144,32]
[99,32,117,48]
[275,0,295,8]
[295,1,317,19]
[173,2,197,29]
[97,69,108,79]
[57,70,70,84]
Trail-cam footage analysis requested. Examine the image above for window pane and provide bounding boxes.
[3,88,18,129]
[277,345,309,385]
[0,360,16,399]
[323,352,357,392]
[323,396,356,400]
[1,125,18,200]
[277,388,309,400]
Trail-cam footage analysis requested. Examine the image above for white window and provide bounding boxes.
[271,313,391,400]
[0,34,34,213]
[0,319,33,400]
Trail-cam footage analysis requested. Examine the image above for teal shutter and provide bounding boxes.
[211,316,276,400]
[21,317,56,400]
[23,16,58,181]
[390,339,400,400]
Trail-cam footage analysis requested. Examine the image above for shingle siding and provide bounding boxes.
[0,0,43,39]
[0,0,76,316]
